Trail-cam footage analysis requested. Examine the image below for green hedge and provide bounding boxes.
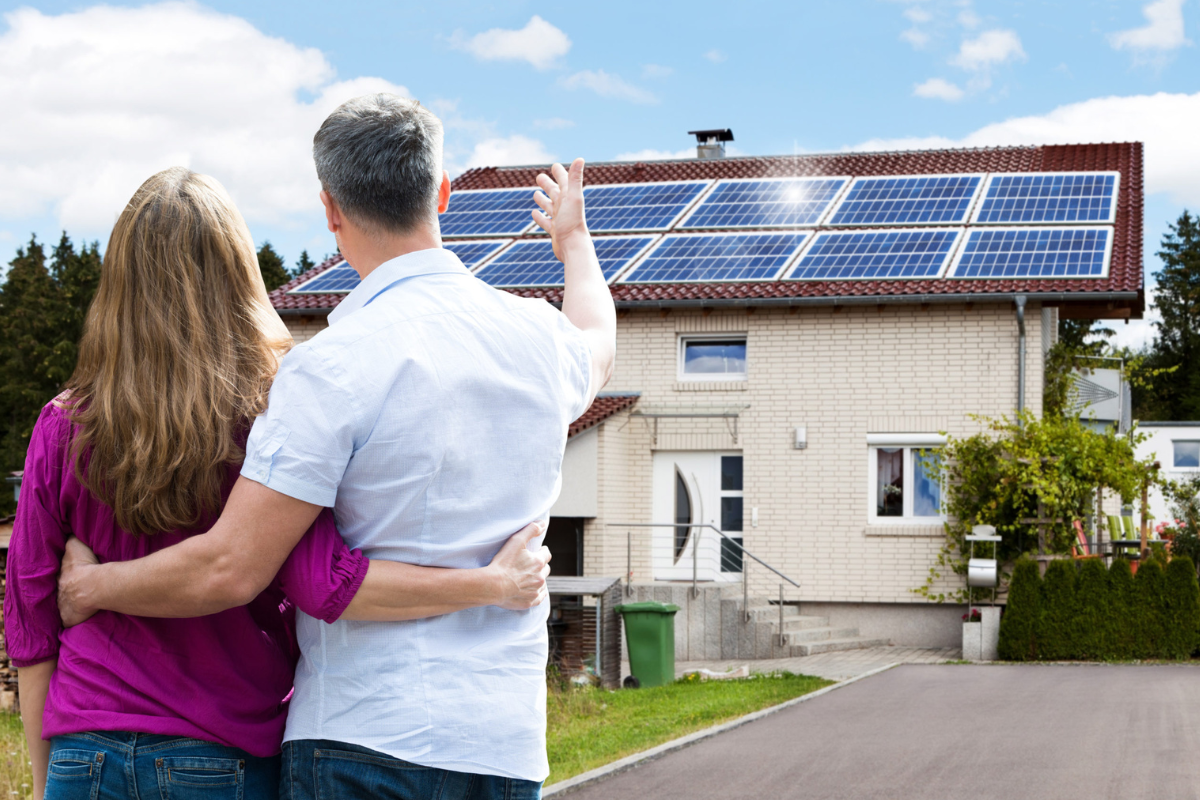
[999,555,1200,661]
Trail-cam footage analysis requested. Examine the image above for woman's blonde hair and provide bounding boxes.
[65,167,292,535]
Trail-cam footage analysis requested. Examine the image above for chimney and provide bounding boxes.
[688,128,734,159]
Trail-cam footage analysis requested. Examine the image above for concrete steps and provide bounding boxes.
[741,603,890,658]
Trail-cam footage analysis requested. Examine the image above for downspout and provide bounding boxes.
[1015,295,1027,429]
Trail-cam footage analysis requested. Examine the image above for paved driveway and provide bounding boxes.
[560,664,1200,800]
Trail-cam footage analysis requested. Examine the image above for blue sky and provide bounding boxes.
[2,0,1198,346]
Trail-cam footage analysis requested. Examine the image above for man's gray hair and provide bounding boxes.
[313,94,444,235]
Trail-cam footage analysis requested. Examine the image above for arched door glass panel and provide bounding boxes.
[674,469,692,561]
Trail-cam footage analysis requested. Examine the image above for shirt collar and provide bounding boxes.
[328,247,469,326]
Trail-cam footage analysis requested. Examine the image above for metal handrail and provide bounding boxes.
[605,522,801,639]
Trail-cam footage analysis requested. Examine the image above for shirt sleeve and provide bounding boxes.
[546,306,594,425]
[3,404,71,667]
[275,508,369,624]
[241,345,361,507]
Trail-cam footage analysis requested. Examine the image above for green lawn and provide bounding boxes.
[546,672,832,786]
[1,673,833,792]
[0,712,33,800]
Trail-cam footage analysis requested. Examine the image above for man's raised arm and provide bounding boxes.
[533,158,616,403]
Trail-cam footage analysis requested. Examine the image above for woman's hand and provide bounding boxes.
[487,521,552,610]
[532,159,589,263]
[57,536,100,628]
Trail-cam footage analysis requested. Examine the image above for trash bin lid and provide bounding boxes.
[614,601,680,614]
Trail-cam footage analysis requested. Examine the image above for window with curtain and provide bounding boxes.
[869,443,943,522]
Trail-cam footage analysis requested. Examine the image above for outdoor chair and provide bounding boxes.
[1071,520,1101,560]
[1121,515,1138,541]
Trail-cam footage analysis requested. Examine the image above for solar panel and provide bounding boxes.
[972,172,1119,224]
[620,232,810,283]
[949,227,1112,279]
[678,178,849,230]
[786,229,961,281]
[579,181,711,232]
[826,175,982,226]
[473,235,658,288]
[440,188,537,237]
[289,262,359,294]
[443,239,510,269]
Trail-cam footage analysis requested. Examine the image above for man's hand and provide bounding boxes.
[58,536,100,628]
[486,521,552,610]
[533,159,589,262]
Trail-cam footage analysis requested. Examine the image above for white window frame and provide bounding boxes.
[677,334,748,383]
[1173,440,1200,471]
[866,434,947,524]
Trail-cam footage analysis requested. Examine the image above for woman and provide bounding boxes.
[3,168,549,800]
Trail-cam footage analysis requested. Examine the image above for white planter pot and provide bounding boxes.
[962,621,982,661]
[980,606,1000,661]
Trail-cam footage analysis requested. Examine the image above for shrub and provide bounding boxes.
[1107,558,1137,660]
[1163,556,1200,659]
[1074,558,1111,660]
[1038,559,1078,660]
[1134,558,1167,659]
[998,557,1040,661]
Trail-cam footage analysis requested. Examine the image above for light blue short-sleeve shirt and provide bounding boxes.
[242,247,591,781]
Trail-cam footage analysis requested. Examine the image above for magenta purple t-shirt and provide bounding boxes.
[2,401,370,757]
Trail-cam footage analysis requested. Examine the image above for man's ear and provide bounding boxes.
[437,171,451,214]
[320,190,341,234]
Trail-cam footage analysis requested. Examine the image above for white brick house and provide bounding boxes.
[270,142,1144,652]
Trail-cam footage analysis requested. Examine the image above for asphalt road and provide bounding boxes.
[560,664,1200,800]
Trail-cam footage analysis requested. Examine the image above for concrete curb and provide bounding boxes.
[542,662,900,797]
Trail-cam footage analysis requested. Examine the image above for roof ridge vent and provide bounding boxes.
[689,128,733,159]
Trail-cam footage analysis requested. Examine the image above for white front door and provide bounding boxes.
[651,451,744,582]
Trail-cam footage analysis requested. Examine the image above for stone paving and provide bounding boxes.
[622,644,961,684]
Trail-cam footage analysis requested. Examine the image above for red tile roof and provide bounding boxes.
[569,393,639,438]
[270,143,1143,316]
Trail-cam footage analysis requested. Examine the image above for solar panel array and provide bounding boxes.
[582,181,710,232]
[440,188,537,238]
[950,228,1111,279]
[787,229,961,281]
[288,169,1121,294]
[623,232,810,283]
[474,236,657,288]
[827,175,982,226]
[679,178,848,229]
[973,173,1118,224]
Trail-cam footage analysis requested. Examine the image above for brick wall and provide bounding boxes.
[283,315,329,344]
[584,302,1046,605]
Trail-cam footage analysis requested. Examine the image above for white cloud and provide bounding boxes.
[957,9,982,29]
[704,49,727,63]
[558,70,658,104]
[903,7,932,24]
[642,63,674,78]
[532,117,575,130]
[0,2,410,236]
[950,29,1026,71]
[913,77,965,101]
[614,147,696,161]
[448,15,571,70]
[464,135,554,169]
[851,91,1200,208]
[901,27,931,48]
[1110,0,1190,53]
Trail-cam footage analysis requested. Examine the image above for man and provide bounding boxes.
[58,93,615,798]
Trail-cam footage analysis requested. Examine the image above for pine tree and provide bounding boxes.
[1139,211,1200,419]
[0,234,102,515]
[257,242,291,291]
[294,249,315,278]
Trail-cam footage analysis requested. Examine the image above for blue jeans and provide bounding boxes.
[281,740,542,800]
[46,732,280,800]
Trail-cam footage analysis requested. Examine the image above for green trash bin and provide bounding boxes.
[616,601,680,688]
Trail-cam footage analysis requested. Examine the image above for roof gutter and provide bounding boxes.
[276,307,333,317]
[1015,295,1027,429]
[607,290,1141,311]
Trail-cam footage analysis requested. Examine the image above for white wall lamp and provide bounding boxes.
[793,425,807,450]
